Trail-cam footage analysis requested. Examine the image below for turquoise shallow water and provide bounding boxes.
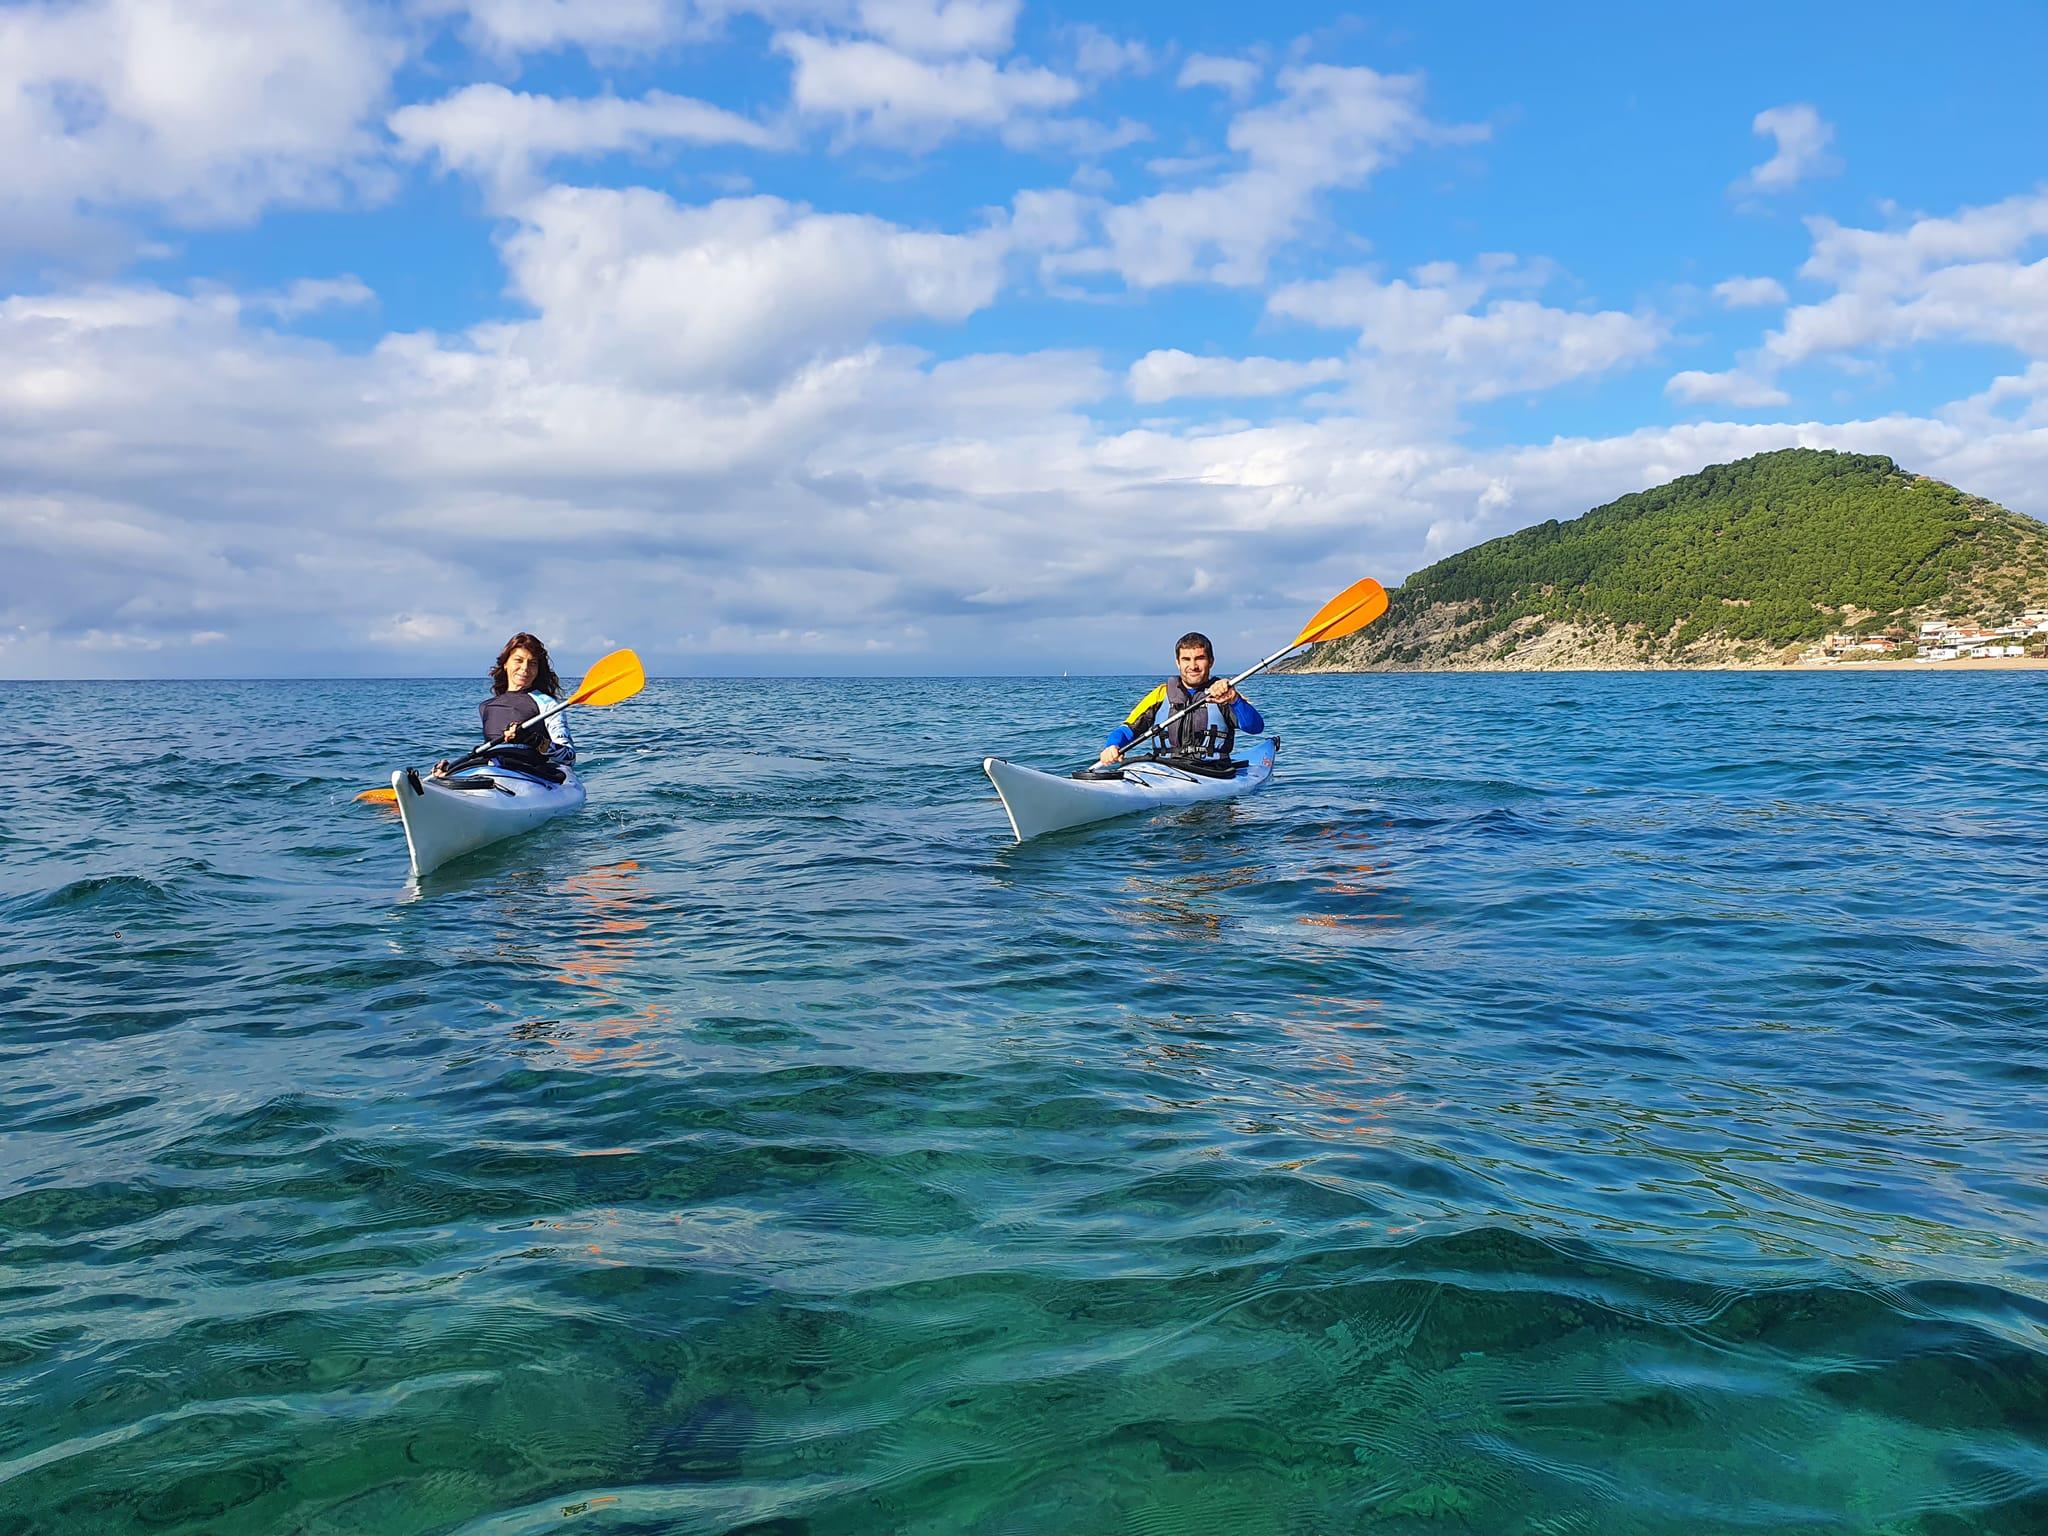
[4,672,2047,1534]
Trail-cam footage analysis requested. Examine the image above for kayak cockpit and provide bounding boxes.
[1071,754,1248,782]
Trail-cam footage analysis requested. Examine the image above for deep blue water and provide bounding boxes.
[4,673,2047,1533]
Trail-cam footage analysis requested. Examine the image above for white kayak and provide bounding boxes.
[983,737,1278,842]
[391,761,586,877]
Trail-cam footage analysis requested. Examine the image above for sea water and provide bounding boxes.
[3,673,2046,1533]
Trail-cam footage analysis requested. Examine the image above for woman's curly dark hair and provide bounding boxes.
[491,633,564,698]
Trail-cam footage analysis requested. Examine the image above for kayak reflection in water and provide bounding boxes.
[434,631,577,778]
[1097,631,1264,768]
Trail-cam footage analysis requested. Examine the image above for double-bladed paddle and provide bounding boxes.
[1103,577,1389,765]
[355,647,647,804]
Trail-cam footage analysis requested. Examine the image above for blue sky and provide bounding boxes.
[4,0,2046,677]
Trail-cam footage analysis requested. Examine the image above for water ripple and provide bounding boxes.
[2,674,2046,1533]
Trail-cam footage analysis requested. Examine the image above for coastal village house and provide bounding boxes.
[1810,612,2048,663]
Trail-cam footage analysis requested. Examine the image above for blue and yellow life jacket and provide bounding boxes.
[1124,676,1236,761]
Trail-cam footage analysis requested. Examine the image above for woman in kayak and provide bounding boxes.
[1098,631,1263,766]
[435,632,576,776]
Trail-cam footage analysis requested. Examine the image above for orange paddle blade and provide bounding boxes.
[1292,578,1389,647]
[568,647,645,707]
[356,787,398,805]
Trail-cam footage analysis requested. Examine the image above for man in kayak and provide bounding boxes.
[435,632,576,777]
[1097,632,1264,766]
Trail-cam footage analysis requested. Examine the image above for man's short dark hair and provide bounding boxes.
[1174,632,1213,660]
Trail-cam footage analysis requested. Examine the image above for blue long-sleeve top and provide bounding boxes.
[1105,682,1263,750]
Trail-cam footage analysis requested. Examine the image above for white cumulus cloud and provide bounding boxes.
[1765,189,2048,367]
[1068,24,1151,78]
[440,0,682,54]
[1942,361,2048,430]
[1269,257,1663,404]
[390,84,780,194]
[1052,65,1478,290]
[437,0,1017,59]
[1176,53,1262,100]
[1734,103,1839,195]
[855,0,1019,56]
[1714,276,1787,308]
[1127,350,1346,402]
[778,32,1079,148]
[248,275,377,318]
[1666,369,1790,408]
[1801,188,2048,292]
[0,0,401,250]
[494,186,1011,388]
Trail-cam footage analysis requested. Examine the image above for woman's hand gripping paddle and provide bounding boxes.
[355,647,647,804]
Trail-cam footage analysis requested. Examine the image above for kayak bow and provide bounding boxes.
[392,761,587,877]
[983,738,1278,842]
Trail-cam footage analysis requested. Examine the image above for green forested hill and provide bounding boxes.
[1303,448,2048,670]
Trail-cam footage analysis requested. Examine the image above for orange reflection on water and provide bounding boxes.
[1119,992,1405,1146]
[555,1003,664,1065]
[1297,822,1404,929]
[525,1212,631,1268]
[1118,862,1264,939]
[516,859,677,1069]
[555,860,650,992]
[1269,994,1406,1142]
[1291,992,1386,1029]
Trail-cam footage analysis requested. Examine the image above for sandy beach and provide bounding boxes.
[1786,655,2048,671]
[1297,655,2048,675]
